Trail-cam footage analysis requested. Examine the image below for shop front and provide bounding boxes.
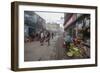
[63,13,90,59]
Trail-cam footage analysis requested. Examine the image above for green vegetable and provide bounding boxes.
[65,43,82,57]
[67,52,73,57]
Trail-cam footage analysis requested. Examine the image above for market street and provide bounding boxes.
[24,11,90,61]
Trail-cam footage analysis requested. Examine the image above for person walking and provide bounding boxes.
[40,31,45,46]
[51,32,54,39]
[46,31,51,46]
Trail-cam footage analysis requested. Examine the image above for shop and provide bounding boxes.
[63,13,90,59]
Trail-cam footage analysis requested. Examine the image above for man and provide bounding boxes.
[40,31,44,46]
[46,31,51,46]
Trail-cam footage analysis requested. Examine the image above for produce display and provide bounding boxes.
[66,43,82,58]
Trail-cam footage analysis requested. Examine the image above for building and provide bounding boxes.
[46,22,60,32]
[24,11,46,38]
[64,13,77,37]
[63,13,90,58]
[64,13,90,47]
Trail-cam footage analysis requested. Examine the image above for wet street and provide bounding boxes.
[24,35,62,61]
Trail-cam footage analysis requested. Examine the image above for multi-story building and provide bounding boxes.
[64,13,90,47]
[64,13,77,37]
[46,22,60,32]
[63,13,90,58]
[24,11,46,38]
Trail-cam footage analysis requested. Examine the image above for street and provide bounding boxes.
[24,11,91,61]
[24,35,60,61]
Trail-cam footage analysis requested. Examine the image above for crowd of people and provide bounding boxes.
[25,30,54,46]
[40,31,51,46]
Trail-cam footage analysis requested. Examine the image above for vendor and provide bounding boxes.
[64,33,72,51]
